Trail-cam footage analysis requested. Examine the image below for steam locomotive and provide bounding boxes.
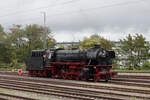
[25,45,117,82]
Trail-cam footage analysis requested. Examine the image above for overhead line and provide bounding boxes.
[2,0,144,25]
[0,0,80,19]
[46,0,144,19]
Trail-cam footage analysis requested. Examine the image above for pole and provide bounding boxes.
[41,12,46,49]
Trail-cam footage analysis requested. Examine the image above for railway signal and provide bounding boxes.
[18,69,22,76]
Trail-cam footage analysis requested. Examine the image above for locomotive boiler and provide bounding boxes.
[25,45,117,82]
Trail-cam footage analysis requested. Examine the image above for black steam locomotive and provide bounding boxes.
[25,45,117,82]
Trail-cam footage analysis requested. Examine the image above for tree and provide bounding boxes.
[0,24,56,67]
[0,24,5,40]
[8,25,27,62]
[133,34,150,67]
[58,44,65,49]
[7,24,56,63]
[0,25,12,64]
[79,34,114,50]
[46,37,56,48]
[24,24,56,50]
[118,34,150,70]
[142,61,150,70]
[24,24,45,50]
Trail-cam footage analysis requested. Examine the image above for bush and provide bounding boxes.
[142,61,150,70]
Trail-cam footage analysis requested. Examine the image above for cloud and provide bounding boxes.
[0,0,150,41]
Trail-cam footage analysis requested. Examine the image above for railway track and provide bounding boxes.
[0,72,150,99]
[0,76,150,95]
[118,72,150,73]
[110,80,150,88]
[1,71,150,82]
[1,77,150,95]
[0,79,125,100]
[0,79,148,100]
[116,75,150,79]
[1,72,150,88]
[112,77,150,83]
[0,93,38,100]
[0,75,150,100]
[0,71,150,88]
[1,71,150,80]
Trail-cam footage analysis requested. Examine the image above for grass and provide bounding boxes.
[0,67,12,71]
[0,67,25,71]
[0,63,26,71]
[111,69,150,73]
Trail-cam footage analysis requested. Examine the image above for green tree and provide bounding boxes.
[142,61,150,70]
[118,34,150,70]
[58,44,65,49]
[8,25,27,62]
[0,24,5,40]
[24,24,46,51]
[133,34,150,68]
[24,24,56,50]
[79,34,114,50]
[0,25,13,64]
[0,24,56,68]
[46,36,56,48]
[7,24,56,63]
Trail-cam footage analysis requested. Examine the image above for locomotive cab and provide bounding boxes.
[26,50,46,71]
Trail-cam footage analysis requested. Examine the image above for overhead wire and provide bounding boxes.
[0,0,80,19]
[2,0,146,26]
[43,0,146,23]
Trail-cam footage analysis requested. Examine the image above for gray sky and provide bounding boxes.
[0,0,150,42]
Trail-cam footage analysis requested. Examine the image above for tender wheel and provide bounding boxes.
[28,71,33,76]
[94,75,100,82]
[68,74,73,80]
[61,70,67,79]
[51,71,55,78]
[33,71,38,77]
[105,74,110,82]
[76,72,80,80]
[45,71,51,77]
[81,75,87,81]
[62,73,67,79]
[105,79,108,82]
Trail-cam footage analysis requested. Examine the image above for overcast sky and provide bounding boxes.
[0,0,150,42]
